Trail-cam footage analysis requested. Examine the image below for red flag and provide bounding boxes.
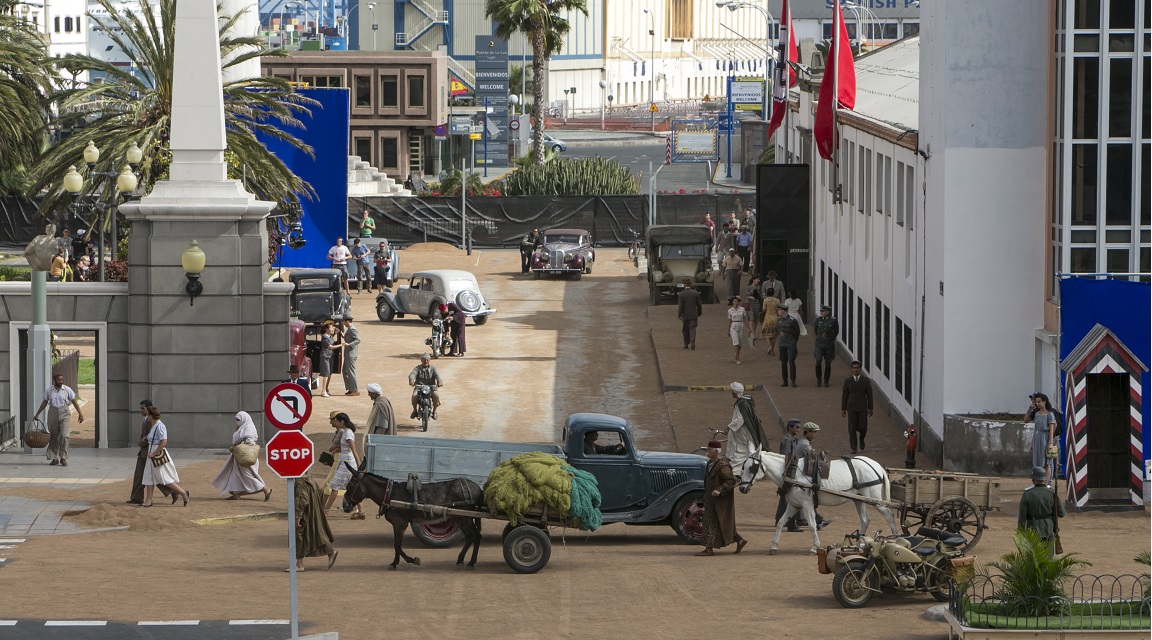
[814,0,857,161]
[766,0,798,140]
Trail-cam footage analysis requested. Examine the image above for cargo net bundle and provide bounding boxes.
[483,452,603,531]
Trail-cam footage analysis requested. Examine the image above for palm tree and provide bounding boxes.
[0,0,56,193]
[28,0,316,223]
[484,0,587,165]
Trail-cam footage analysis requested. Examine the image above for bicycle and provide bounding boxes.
[690,428,728,456]
[626,228,642,267]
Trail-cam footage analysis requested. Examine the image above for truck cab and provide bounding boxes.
[562,413,706,542]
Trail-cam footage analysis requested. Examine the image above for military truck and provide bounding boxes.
[646,224,717,305]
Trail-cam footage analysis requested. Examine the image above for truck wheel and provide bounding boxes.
[502,525,551,574]
[832,560,878,608]
[376,301,396,322]
[501,522,548,542]
[670,491,705,544]
[412,520,464,548]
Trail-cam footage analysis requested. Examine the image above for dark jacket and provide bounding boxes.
[812,316,840,349]
[1017,484,1065,539]
[841,375,873,412]
[677,287,702,321]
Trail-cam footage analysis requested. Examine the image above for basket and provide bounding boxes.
[231,442,260,467]
[22,420,50,448]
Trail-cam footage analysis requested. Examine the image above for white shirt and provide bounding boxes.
[147,420,169,446]
[327,245,351,264]
[43,385,76,408]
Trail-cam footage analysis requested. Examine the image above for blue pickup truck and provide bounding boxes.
[363,413,707,545]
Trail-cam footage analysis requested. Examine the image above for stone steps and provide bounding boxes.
[346,155,411,197]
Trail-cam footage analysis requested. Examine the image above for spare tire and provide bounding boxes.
[456,290,482,313]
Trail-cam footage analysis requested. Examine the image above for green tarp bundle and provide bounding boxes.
[484,452,603,531]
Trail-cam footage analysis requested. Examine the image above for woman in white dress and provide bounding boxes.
[727,296,754,365]
[784,291,808,337]
[141,406,190,507]
[211,411,272,501]
[321,413,365,519]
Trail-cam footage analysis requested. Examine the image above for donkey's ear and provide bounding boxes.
[358,457,367,471]
[344,461,358,474]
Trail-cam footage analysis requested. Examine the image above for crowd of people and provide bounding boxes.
[44,227,100,282]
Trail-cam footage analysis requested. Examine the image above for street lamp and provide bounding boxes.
[716,0,776,123]
[63,141,143,282]
[181,240,206,306]
[342,0,368,44]
[642,8,656,132]
[367,2,377,50]
[598,79,608,130]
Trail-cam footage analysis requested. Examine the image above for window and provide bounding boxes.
[1105,144,1133,225]
[353,75,372,108]
[380,74,399,111]
[902,22,919,37]
[894,317,904,395]
[1109,59,1132,138]
[823,21,858,39]
[380,136,399,170]
[896,161,905,226]
[407,74,426,108]
[1072,58,1099,138]
[862,147,871,214]
[863,302,871,372]
[847,287,855,352]
[882,305,890,380]
[353,137,372,163]
[302,75,342,87]
[875,153,885,214]
[54,16,60,32]
[1070,247,1096,272]
[904,163,915,230]
[865,22,899,40]
[65,16,72,32]
[1071,144,1098,225]
[847,142,855,205]
[903,323,913,404]
[666,0,694,39]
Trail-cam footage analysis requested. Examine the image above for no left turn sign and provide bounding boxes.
[264,382,313,430]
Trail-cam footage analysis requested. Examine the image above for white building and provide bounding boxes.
[778,0,1149,470]
[9,0,89,82]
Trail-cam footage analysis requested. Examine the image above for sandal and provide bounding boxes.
[264,488,273,502]
[327,550,339,569]
[226,494,240,501]
[350,512,366,520]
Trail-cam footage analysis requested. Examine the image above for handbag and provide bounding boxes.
[232,440,260,467]
[318,451,335,466]
[150,449,171,467]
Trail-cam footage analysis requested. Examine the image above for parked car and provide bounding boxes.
[289,269,350,323]
[530,228,595,279]
[288,319,314,383]
[543,133,567,153]
[375,269,496,325]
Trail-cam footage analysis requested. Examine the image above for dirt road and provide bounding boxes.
[1,246,1147,640]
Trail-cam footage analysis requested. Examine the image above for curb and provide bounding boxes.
[193,512,288,526]
[60,525,130,535]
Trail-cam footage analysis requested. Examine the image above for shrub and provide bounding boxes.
[496,156,639,196]
[977,528,1091,617]
[0,266,32,281]
[103,260,128,282]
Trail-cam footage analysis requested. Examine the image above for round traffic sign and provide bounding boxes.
[509,119,520,131]
[265,430,315,478]
[434,123,448,137]
[264,382,313,430]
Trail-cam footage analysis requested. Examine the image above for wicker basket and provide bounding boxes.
[231,442,260,467]
[23,420,50,448]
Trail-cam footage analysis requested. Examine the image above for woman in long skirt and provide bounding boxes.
[141,406,190,507]
[211,411,272,501]
[291,476,338,571]
[760,287,781,355]
[727,296,753,365]
[784,291,808,337]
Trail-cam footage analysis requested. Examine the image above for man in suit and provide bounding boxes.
[676,278,702,350]
[341,316,361,396]
[841,360,874,453]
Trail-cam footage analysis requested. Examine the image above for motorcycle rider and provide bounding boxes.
[408,354,443,420]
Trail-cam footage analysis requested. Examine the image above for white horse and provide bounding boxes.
[738,450,900,555]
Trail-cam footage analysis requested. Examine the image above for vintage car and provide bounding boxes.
[646,225,718,305]
[375,269,496,325]
[288,318,314,382]
[289,269,351,323]
[530,228,595,279]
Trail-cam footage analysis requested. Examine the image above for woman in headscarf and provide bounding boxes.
[447,302,467,357]
[211,411,272,501]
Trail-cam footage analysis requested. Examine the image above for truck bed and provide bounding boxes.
[363,434,566,486]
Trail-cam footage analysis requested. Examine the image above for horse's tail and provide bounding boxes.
[882,467,891,503]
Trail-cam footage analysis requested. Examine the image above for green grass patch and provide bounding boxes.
[78,358,96,385]
[0,266,32,281]
[962,601,1151,630]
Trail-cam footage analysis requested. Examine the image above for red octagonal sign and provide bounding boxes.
[265,430,314,479]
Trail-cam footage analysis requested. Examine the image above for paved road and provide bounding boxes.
[0,620,298,640]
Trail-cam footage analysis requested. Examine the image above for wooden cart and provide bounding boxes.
[887,468,1001,551]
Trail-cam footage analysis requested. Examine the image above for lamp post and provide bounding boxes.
[63,141,142,282]
[716,0,776,124]
[508,94,521,159]
[598,79,608,130]
[642,8,655,133]
[342,1,364,43]
[367,1,377,50]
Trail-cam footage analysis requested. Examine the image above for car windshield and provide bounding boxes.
[545,234,581,245]
[294,277,336,290]
[659,244,707,259]
[447,278,477,292]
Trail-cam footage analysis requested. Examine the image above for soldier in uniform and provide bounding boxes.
[812,305,840,387]
[776,304,801,387]
[1018,466,1065,545]
[789,422,830,530]
[775,419,804,532]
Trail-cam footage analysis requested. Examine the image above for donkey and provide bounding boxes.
[341,462,484,570]
[738,451,899,555]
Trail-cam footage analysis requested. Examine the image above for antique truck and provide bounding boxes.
[645,224,717,305]
[362,413,706,547]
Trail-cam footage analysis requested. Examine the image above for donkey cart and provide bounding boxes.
[887,468,1001,552]
[383,498,573,574]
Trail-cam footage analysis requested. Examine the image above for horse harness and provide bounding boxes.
[374,474,479,520]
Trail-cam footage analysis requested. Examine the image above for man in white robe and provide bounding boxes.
[724,382,765,471]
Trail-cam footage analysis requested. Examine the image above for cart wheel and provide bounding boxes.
[900,505,930,535]
[502,525,551,574]
[412,520,464,548]
[926,497,983,551]
[501,522,548,542]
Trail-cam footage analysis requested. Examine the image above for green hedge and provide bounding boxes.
[962,601,1151,630]
[496,157,639,196]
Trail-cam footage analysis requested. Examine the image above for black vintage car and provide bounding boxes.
[289,269,351,323]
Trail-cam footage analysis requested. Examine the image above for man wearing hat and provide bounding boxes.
[776,304,801,387]
[760,271,785,303]
[789,422,830,530]
[775,419,804,532]
[365,383,395,435]
[696,439,747,556]
[812,305,840,387]
[1018,466,1065,546]
[721,248,744,304]
[723,382,767,470]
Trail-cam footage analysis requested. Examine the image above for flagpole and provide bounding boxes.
[831,1,841,205]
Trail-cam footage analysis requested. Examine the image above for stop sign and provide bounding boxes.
[265,430,314,478]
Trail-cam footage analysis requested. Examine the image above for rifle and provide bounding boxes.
[1051,458,1064,555]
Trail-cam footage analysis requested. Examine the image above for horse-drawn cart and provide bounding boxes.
[887,468,1001,551]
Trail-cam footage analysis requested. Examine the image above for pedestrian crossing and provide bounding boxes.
[0,537,26,568]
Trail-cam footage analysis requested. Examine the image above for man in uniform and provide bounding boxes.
[775,419,804,532]
[408,354,444,420]
[365,383,395,435]
[722,248,744,304]
[812,305,840,387]
[789,422,830,530]
[31,373,84,467]
[519,227,541,274]
[776,304,801,387]
[841,360,874,453]
[677,278,702,350]
[696,440,747,556]
[723,382,766,471]
[1018,466,1065,545]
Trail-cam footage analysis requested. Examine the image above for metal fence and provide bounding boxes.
[950,573,1151,630]
[0,415,16,451]
[53,349,80,391]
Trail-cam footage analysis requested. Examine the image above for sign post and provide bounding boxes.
[264,384,314,640]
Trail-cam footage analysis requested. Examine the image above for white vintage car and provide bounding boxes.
[375,269,496,325]
[530,228,595,279]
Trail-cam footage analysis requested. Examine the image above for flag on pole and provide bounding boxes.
[766,0,798,140]
[450,77,469,96]
[814,0,857,161]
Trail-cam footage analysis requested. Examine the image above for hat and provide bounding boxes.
[777,303,789,310]
[707,440,722,450]
[786,419,802,427]
[1028,392,1041,399]
[821,305,831,311]
[1030,466,1047,483]
[420,353,431,360]
[366,383,382,395]
[730,381,745,395]
[330,410,341,419]
[728,248,736,253]
[802,421,821,432]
